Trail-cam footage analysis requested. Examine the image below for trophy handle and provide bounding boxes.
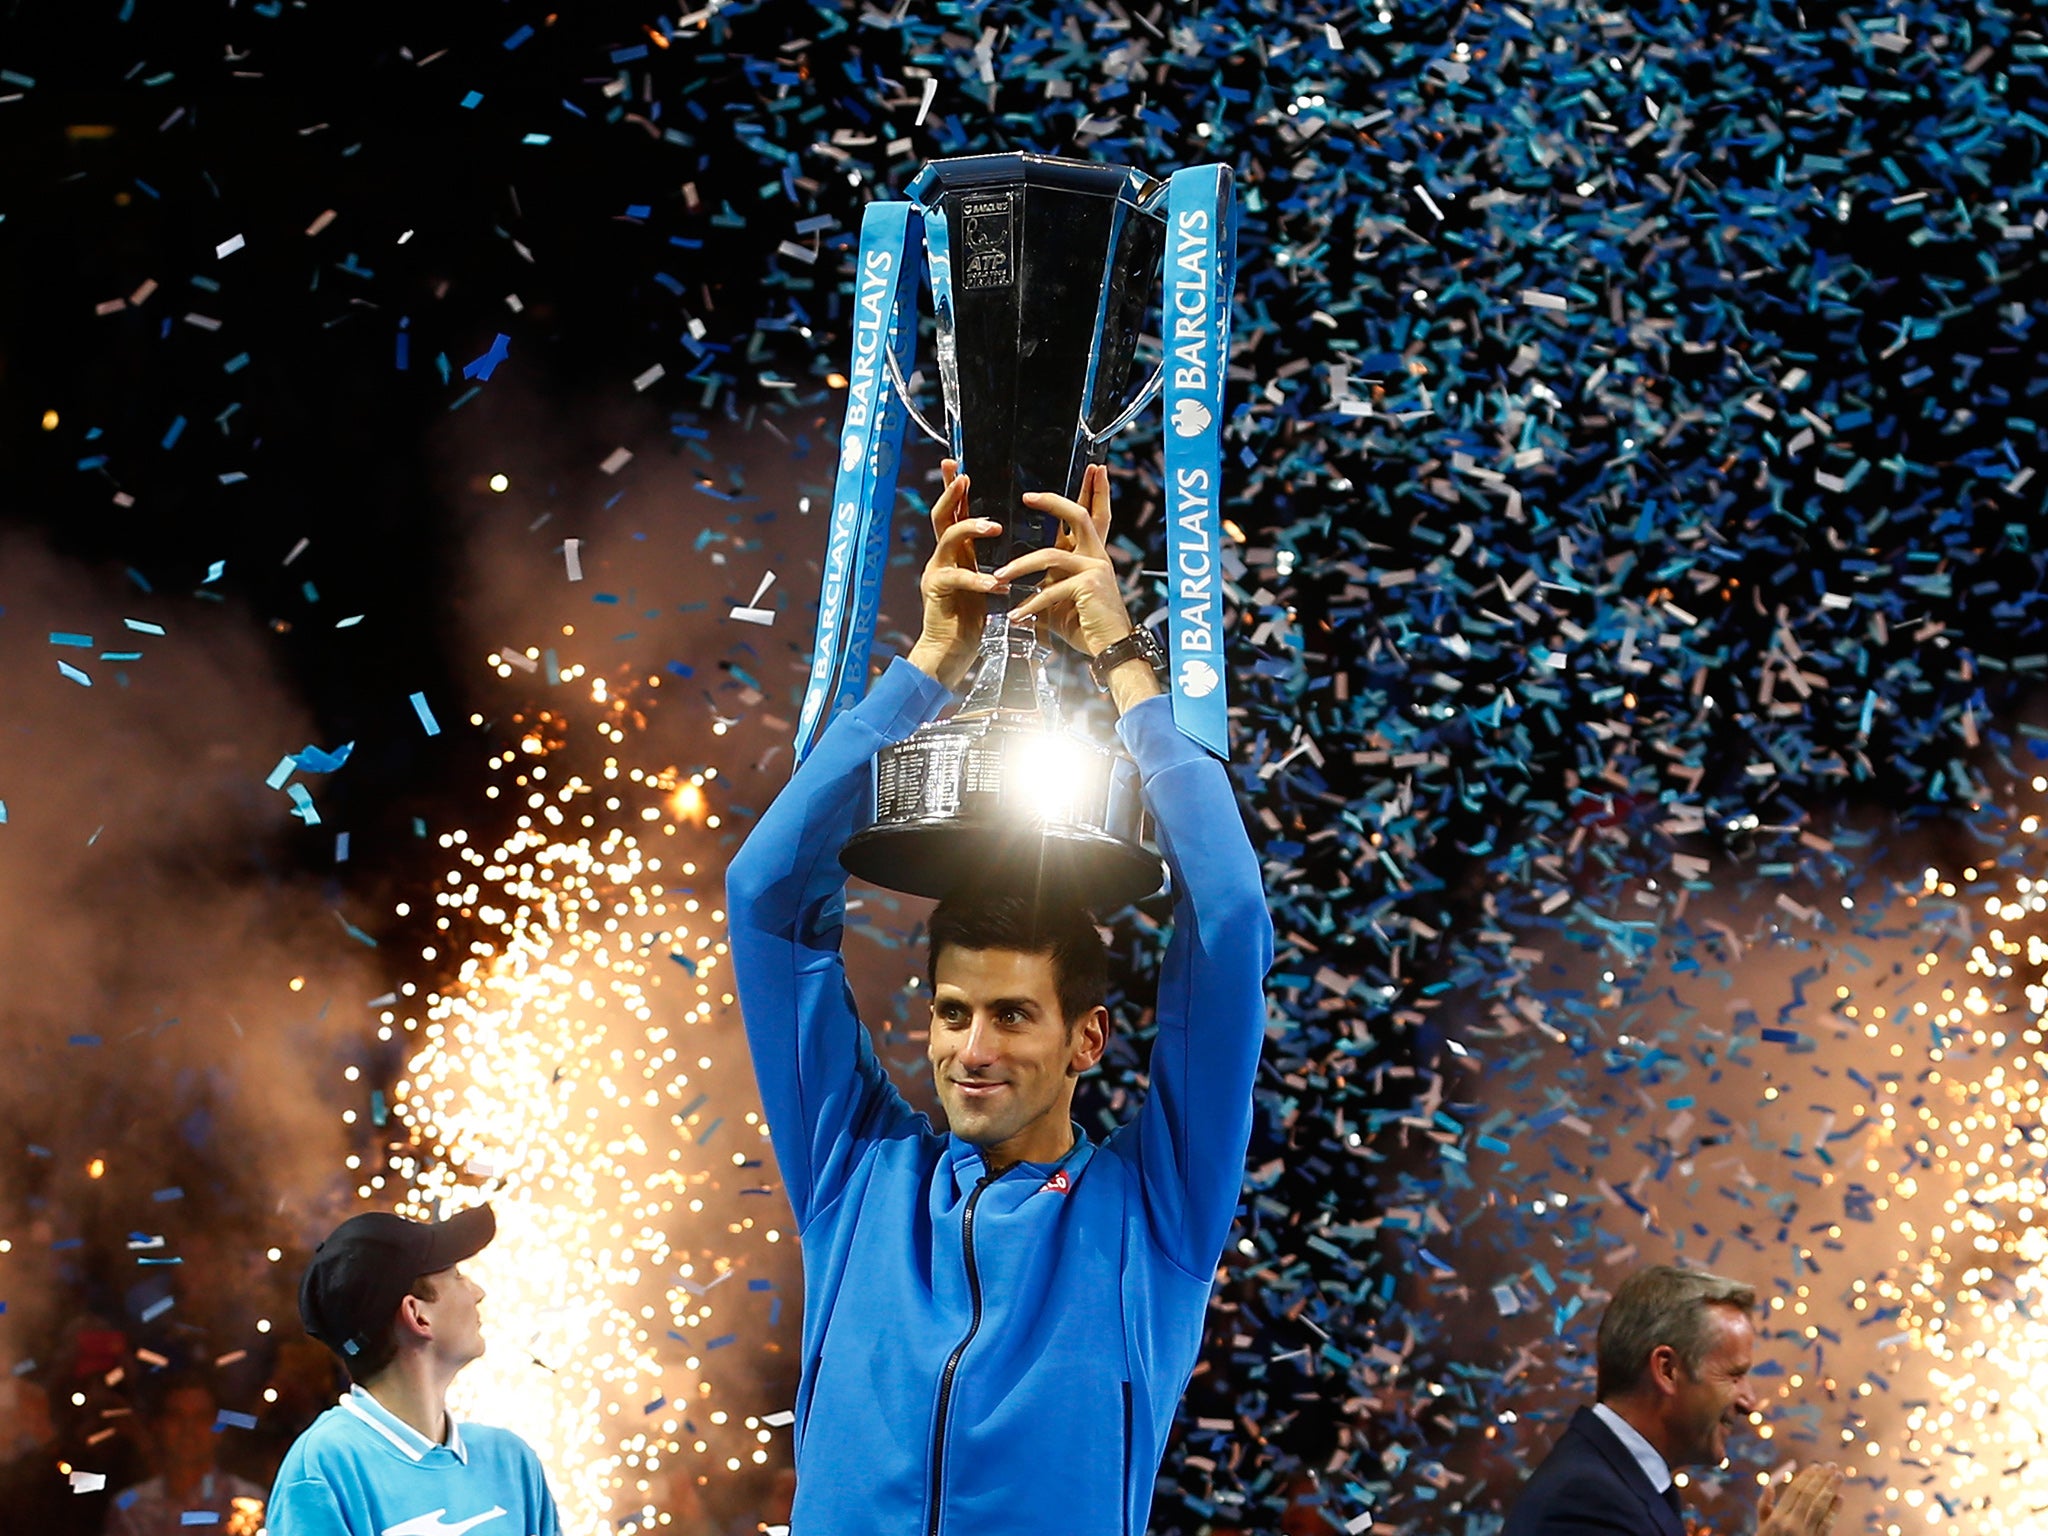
[1080,358,1164,449]
[881,343,954,449]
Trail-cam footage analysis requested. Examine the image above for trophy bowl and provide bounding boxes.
[841,614,1166,909]
[839,711,1163,908]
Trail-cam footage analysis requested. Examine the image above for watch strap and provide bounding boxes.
[1087,627,1166,689]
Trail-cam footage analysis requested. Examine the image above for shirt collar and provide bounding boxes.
[341,1384,470,1464]
[1591,1401,1672,1493]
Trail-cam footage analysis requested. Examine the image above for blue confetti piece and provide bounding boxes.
[460,90,484,109]
[213,1409,258,1431]
[462,333,511,381]
[49,631,92,647]
[409,691,442,736]
[294,741,355,773]
[334,911,379,948]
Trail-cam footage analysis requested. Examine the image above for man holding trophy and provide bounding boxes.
[728,153,1272,1535]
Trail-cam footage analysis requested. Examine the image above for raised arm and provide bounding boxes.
[1000,468,1274,1277]
[727,463,1000,1231]
[1117,700,1272,1275]
[726,660,947,1231]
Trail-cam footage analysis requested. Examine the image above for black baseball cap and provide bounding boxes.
[299,1205,496,1363]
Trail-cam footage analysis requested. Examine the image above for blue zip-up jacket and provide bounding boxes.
[727,658,1272,1536]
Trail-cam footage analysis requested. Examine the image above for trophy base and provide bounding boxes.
[841,816,1165,910]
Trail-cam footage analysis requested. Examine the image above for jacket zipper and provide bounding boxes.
[927,1170,996,1536]
[1120,1380,1134,1536]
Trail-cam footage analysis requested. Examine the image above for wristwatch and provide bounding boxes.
[1087,626,1168,689]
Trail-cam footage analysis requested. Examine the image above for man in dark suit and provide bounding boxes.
[1504,1266,1846,1536]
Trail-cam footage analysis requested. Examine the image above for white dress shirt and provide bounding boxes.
[1592,1400,1675,1494]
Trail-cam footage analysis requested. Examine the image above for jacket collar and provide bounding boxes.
[1570,1405,1682,1536]
[946,1123,1094,1196]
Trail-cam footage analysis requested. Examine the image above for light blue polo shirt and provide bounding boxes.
[268,1386,561,1536]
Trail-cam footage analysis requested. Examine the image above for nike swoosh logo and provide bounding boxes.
[381,1508,508,1536]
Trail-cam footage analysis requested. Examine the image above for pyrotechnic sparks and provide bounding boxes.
[354,644,786,1534]
[1833,782,2048,1536]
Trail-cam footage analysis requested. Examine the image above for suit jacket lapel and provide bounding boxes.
[1568,1407,1684,1536]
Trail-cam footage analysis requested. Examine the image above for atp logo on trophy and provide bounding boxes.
[959,192,1016,291]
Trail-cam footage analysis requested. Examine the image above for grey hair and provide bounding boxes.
[1595,1265,1757,1398]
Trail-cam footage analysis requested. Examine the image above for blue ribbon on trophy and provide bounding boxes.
[1159,164,1236,762]
[794,201,922,764]
[795,160,1238,771]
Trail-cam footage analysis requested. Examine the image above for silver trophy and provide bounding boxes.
[837,153,1176,910]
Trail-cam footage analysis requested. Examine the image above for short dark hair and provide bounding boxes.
[343,1272,442,1384]
[926,893,1107,1027]
[1595,1265,1757,1398]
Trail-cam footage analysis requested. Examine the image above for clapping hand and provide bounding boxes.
[1756,1463,1844,1536]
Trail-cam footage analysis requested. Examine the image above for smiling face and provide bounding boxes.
[1660,1303,1759,1467]
[928,946,1106,1171]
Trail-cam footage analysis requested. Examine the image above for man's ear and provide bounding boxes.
[1067,1006,1109,1076]
[1646,1344,1683,1397]
[396,1294,433,1342]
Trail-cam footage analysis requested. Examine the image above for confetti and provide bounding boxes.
[409,691,442,736]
